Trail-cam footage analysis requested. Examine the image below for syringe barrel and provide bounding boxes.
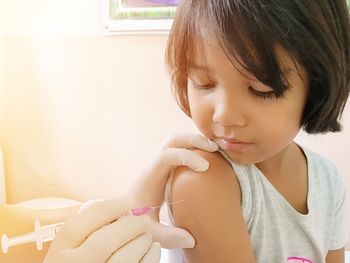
[35,220,63,251]
[0,221,64,254]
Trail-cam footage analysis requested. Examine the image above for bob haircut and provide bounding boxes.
[165,0,350,134]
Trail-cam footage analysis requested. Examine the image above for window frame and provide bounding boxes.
[100,0,177,35]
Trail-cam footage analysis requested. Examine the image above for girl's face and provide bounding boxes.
[187,40,308,164]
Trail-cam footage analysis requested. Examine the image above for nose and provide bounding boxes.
[212,90,247,127]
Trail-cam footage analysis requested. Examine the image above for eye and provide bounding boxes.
[191,80,216,90]
[248,86,275,99]
[195,83,216,90]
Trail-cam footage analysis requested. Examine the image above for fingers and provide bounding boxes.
[77,198,104,214]
[149,221,195,249]
[161,133,218,172]
[140,242,161,263]
[135,148,211,206]
[56,196,135,248]
[162,133,218,152]
[77,215,151,262]
[136,133,218,192]
[162,148,210,172]
[106,233,153,263]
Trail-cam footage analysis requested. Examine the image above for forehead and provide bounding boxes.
[189,37,297,76]
[188,36,242,74]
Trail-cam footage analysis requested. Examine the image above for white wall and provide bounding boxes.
[0,0,196,201]
[0,0,99,35]
[0,0,349,248]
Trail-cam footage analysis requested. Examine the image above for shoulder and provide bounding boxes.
[304,147,338,174]
[304,147,343,190]
[171,150,241,204]
[303,147,346,214]
[170,150,256,262]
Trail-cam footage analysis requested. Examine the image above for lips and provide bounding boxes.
[221,138,249,144]
[215,137,253,152]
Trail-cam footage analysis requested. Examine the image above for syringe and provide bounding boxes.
[1,200,183,254]
[1,220,64,254]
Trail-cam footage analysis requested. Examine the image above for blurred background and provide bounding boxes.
[0,0,349,250]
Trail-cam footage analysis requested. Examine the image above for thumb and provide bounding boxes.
[148,221,196,249]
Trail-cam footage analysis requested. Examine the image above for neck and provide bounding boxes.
[255,142,302,178]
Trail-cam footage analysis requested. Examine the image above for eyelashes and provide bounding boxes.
[191,82,277,99]
[247,86,275,99]
[192,83,216,90]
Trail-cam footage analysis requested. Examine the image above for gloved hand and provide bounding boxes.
[44,133,217,262]
[44,196,160,263]
[130,133,218,249]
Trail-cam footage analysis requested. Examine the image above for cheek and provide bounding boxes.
[188,92,213,134]
[251,99,303,141]
[255,108,302,153]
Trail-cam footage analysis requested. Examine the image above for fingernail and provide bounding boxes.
[183,235,196,248]
[194,161,209,172]
[208,140,219,151]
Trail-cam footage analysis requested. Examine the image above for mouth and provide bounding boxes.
[215,137,253,152]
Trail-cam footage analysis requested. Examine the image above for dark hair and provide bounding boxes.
[165,0,350,134]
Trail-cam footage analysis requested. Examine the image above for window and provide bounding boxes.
[101,0,178,34]
[100,0,350,35]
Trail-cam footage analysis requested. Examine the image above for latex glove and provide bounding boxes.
[131,133,219,249]
[44,196,160,263]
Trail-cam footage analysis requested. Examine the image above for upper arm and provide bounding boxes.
[326,247,345,263]
[171,150,256,263]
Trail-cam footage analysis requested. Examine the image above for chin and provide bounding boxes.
[222,151,251,164]
[221,150,263,165]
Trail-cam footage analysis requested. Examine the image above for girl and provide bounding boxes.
[164,0,350,262]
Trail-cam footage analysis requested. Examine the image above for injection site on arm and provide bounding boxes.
[169,150,256,263]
